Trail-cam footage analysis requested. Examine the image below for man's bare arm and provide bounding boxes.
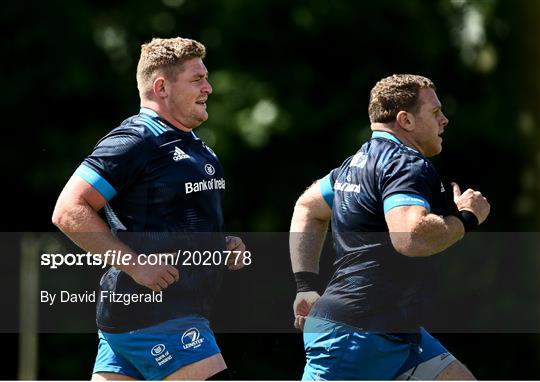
[386,182,490,257]
[52,175,179,291]
[290,180,332,273]
[289,180,332,330]
[386,205,464,257]
[52,175,130,252]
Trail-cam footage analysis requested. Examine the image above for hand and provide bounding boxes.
[124,260,179,292]
[225,236,247,270]
[293,291,320,331]
[452,182,491,224]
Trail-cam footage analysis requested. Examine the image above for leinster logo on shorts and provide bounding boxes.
[204,164,215,176]
[181,327,205,350]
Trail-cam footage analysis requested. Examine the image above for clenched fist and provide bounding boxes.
[452,182,490,224]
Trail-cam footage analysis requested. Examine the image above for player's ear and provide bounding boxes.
[396,110,414,132]
[152,76,167,99]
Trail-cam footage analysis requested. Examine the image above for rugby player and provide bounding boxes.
[290,74,490,380]
[52,37,244,380]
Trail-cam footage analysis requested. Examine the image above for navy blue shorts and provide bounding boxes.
[302,316,454,380]
[93,315,221,380]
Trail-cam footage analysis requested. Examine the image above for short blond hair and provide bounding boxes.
[136,37,206,99]
[368,74,435,123]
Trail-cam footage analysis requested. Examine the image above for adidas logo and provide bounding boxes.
[173,147,190,161]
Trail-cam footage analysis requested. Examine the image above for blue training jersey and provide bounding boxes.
[74,107,226,332]
[311,131,458,331]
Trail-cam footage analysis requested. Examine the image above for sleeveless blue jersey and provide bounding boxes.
[75,108,226,332]
[312,131,458,332]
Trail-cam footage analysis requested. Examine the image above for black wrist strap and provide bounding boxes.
[294,272,320,293]
[457,210,479,232]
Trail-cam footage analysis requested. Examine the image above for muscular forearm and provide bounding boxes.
[391,213,465,257]
[289,204,329,273]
